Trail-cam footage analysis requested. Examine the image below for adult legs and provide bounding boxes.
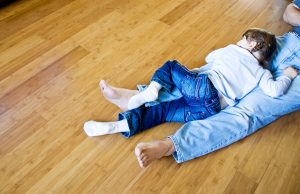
[169,76,300,163]
[136,32,300,167]
[135,76,300,167]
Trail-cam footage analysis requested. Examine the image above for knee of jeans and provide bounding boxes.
[168,59,179,64]
[165,60,176,67]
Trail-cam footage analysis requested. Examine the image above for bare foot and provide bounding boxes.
[135,139,175,168]
[99,80,138,111]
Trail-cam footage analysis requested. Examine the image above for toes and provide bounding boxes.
[137,157,145,168]
[140,153,147,161]
[135,144,148,168]
[138,156,148,168]
[135,143,144,157]
[134,142,158,168]
[141,157,149,168]
[136,153,144,168]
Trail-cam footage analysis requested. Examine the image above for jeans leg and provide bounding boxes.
[119,98,189,138]
[169,76,300,163]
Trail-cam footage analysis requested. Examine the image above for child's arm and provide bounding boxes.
[258,66,298,97]
[283,66,298,78]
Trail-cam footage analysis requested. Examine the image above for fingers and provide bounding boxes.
[283,66,299,79]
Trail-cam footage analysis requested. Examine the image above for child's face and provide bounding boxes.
[237,36,257,51]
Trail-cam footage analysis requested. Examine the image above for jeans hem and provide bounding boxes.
[151,77,172,92]
[168,135,185,163]
[118,112,134,138]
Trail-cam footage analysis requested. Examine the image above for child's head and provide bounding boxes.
[238,28,277,67]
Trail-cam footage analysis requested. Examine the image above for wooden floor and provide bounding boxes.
[0,0,299,193]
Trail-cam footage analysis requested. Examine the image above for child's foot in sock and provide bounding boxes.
[135,139,174,168]
[127,82,161,109]
[83,120,129,137]
[84,121,117,136]
[99,80,138,111]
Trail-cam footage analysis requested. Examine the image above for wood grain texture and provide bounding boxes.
[0,0,299,193]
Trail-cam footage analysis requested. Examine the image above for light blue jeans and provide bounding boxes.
[138,32,300,163]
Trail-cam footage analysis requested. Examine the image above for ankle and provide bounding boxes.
[162,138,175,156]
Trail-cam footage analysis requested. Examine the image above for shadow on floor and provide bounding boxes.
[0,0,21,8]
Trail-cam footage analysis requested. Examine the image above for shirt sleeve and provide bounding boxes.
[258,69,292,97]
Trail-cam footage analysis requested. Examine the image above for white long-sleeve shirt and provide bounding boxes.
[200,44,292,106]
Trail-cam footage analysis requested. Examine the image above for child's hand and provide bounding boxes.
[283,66,298,79]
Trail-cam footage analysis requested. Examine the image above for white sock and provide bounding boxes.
[83,119,129,137]
[127,81,162,110]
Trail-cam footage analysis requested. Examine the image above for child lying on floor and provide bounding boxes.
[84,28,298,168]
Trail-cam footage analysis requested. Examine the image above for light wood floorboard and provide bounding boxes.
[0,0,299,193]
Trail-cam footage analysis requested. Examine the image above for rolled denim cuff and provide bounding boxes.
[137,84,161,107]
[151,77,173,92]
[149,60,180,93]
[167,135,185,163]
[293,0,300,8]
[118,112,135,138]
[137,84,183,107]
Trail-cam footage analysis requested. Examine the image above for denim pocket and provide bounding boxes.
[181,75,199,99]
[181,74,208,102]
